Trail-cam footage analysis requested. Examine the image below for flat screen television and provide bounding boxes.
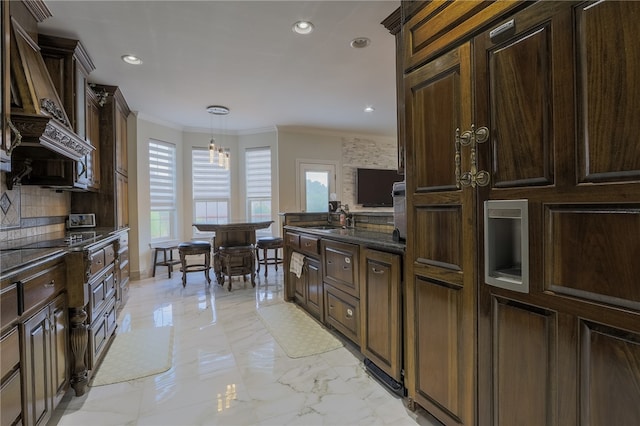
[356,168,403,207]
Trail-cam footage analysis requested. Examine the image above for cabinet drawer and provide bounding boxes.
[119,232,129,248]
[22,262,65,316]
[285,232,300,249]
[403,1,520,70]
[0,327,19,381]
[0,368,21,426]
[0,284,18,329]
[299,235,320,256]
[89,249,105,276]
[104,244,115,266]
[322,240,359,297]
[119,248,129,268]
[325,285,360,347]
[88,265,115,323]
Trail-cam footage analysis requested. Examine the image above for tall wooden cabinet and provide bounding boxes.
[399,1,640,425]
[474,2,640,425]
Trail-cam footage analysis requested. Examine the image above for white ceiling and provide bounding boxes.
[38,0,400,138]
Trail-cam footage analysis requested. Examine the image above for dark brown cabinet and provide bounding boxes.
[0,253,67,426]
[72,84,130,229]
[22,294,67,426]
[0,327,21,426]
[322,240,360,346]
[0,0,11,172]
[85,86,101,190]
[403,40,477,425]
[286,232,323,322]
[37,34,96,191]
[360,248,402,383]
[474,2,640,425]
[398,1,640,425]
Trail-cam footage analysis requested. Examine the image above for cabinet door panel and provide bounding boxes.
[484,25,553,187]
[414,276,463,420]
[407,49,460,192]
[576,1,640,183]
[405,41,476,426]
[23,308,51,426]
[581,322,640,425]
[50,296,68,404]
[361,249,401,381]
[305,258,323,322]
[492,297,556,426]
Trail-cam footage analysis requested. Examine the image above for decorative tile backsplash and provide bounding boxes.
[341,136,398,211]
[0,173,69,242]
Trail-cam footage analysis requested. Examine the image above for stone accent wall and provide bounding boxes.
[341,136,398,212]
[0,173,69,242]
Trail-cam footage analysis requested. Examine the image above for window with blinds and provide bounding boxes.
[192,147,230,224]
[245,147,272,234]
[149,140,176,240]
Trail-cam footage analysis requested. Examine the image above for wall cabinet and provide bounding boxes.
[38,34,96,191]
[71,84,130,228]
[399,1,640,425]
[0,0,10,172]
[85,85,101,190]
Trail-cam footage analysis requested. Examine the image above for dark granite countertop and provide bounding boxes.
[283,225,405,253]
[0,227,128,279]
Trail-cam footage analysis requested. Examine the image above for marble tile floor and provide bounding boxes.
[48,266,442,426]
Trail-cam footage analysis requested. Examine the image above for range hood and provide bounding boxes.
[9,16,93,173]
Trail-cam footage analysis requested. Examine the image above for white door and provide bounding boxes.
[297,162,337,212]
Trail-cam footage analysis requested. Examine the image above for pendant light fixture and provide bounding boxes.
[206,105,230,166]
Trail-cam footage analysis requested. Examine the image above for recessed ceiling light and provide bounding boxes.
[350,37,371,49]
[364,106,375,113]
[121,54,142,65]
[292,21,314,35]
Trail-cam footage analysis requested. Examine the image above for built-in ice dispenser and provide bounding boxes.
[484,199,529,293]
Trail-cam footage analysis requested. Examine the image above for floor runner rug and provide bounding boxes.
[91,326,174,386]
[257,302,343,358]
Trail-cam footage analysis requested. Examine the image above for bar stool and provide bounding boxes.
[218,245,255,291]
[255,237,284,277]
[178,240,212,287]
[150,240,181,278]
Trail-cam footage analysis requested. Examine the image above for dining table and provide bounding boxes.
[192,220,273,284]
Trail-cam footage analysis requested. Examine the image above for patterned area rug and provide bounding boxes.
[257,302,343,358]
[90,326,174,386]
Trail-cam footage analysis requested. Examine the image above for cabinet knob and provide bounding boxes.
[346,308,353,318]
[44,280,55,288]
[372,268,384,275]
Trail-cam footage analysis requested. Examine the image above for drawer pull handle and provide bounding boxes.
[305,242,312,247]
[329,304,335,310]
[44,280,55,288]
[372,268,384,274]
[327,260,333,264]
[346,308,353,318]
[342,266,350,270]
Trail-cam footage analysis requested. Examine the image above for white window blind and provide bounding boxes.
[246,147,271,199]
[246,147,272,231]
[192,148,230,224]
[149,140,176,240]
